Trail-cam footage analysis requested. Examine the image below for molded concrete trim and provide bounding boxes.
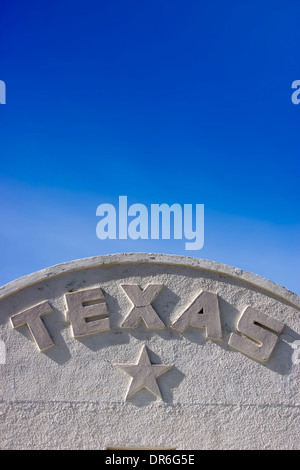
[0,253,299,309]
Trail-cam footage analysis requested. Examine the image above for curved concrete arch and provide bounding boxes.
[0,253,299,309]
[0,253,299,449]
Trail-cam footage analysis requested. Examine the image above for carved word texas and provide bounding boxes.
[10,284,285,362]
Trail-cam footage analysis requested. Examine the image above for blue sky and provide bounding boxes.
[0,0,299,294]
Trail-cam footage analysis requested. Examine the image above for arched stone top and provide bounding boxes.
[1,253,300,449]
[0,253,299,309]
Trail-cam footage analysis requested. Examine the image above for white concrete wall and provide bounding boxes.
[0,253,299,449]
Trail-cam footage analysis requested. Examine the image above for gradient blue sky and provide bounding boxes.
[1,0,299,294]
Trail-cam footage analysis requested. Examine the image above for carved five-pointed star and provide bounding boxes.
[115,345,173,400]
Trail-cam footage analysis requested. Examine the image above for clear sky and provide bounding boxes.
[1,0,299,294]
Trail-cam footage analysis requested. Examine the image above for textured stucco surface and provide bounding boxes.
[0,253,299,449]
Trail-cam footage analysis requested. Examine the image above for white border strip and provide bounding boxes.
[0,253,299,309]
